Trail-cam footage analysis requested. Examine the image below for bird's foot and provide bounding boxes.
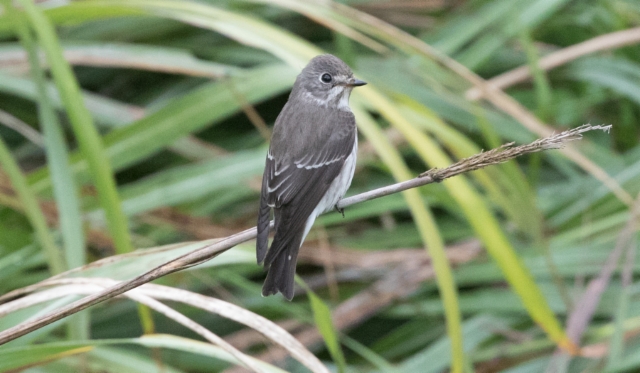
[335,204,345,218]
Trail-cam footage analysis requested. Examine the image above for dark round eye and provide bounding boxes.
[320,73,332,83]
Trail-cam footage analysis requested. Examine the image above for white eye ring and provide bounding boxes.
[320,73,332,83]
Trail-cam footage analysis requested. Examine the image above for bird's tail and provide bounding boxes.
[261,222,305,300]
[261,246,299,300]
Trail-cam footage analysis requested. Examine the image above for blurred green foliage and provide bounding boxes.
[0,0,639,372]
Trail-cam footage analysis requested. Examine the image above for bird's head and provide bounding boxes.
[293,54,366,110]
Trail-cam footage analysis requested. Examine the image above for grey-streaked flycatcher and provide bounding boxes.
[256,54,366,300]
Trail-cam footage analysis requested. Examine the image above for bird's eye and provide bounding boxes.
[320,73,332,83]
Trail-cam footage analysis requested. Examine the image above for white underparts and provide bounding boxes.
[300,137,357,246]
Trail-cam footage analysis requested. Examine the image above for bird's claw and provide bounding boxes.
[335,204,345,218]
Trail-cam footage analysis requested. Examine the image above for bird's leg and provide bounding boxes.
[335,204,345,218]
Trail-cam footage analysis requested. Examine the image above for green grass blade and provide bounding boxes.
[0,3,142,36]
[95,0,319,65]
[298,279,347,373]
[116,149,264,216]
[0,41,238,77]
[518,28,552,121]
[0,137,65,274]
[0,342,93,371]
[0,337,288,372]
[0,72,143,127]
[569,56,640,105]
[11,3,85,277]
[10,4,88,341]
[400,315,514,373]
[16,0,132,254]
[341,335,397,373]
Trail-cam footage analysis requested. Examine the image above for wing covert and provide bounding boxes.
[264,125,355,208]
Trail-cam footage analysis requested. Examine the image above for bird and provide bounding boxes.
[256,54,366,300]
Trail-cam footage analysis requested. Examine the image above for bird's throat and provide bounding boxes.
[303,87,352,111]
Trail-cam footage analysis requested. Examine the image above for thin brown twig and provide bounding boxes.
[466,27,640,100]
[339,124,611,209]
[0,124,611,345]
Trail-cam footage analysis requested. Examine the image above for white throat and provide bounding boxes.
[303,87,352,111]
[337,88,352,110]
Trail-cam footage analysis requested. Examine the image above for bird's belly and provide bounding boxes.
[314,150,356,212]
[318,143,357,214]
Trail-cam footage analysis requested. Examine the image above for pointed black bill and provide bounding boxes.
[350,79,367,87]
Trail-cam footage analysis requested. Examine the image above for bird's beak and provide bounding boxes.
[348,79,367,87]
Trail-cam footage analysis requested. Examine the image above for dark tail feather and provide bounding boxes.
[256,191,271,264]
[261,215,304,300]
[261,244,300,300]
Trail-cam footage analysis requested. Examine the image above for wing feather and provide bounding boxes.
[257,107,356,268]
[268,128,354,205]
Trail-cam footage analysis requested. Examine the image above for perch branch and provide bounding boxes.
[0,124,612,345]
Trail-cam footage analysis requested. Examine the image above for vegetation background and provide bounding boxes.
[0,0,639,372]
